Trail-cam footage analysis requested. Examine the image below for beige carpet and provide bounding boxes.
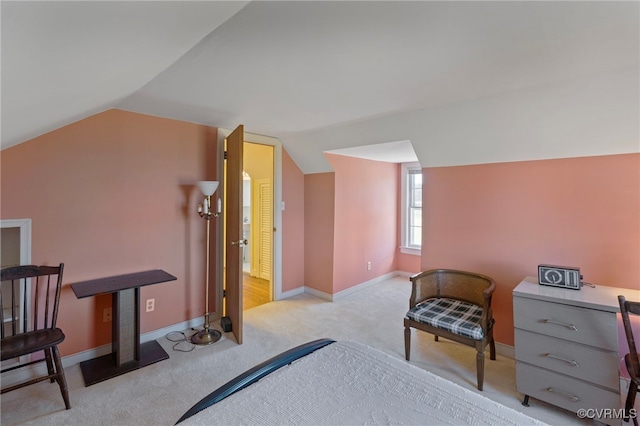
[0,276,612,425]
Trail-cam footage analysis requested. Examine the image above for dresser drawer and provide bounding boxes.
[514,329,619,390]
[513,296,617,350]
[516,362,621,425]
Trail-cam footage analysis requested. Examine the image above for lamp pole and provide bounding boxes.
[191,182,222,345]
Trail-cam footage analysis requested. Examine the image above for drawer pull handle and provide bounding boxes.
[544,353,579,367]
[546,387,580,402]
[542,319,578,331]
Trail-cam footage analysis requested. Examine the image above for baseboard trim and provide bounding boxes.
[331,271,403,301]
[2,271,422,387]
[302,270,412,302]
[1,316,206,388]
[279,286,305,299]
[495,342,514,359]
[303,286,333,301]
[67,317,207,368]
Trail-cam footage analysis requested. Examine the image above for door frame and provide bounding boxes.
[0,219,31,267]
[215,129,283,316]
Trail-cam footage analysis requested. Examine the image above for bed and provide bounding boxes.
[176,339,547,425]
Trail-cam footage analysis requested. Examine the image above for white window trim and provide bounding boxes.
[400,162,421,256]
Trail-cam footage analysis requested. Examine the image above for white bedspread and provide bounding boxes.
[183,341,547,425]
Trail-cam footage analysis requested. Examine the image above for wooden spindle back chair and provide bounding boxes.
[0,263,70,409]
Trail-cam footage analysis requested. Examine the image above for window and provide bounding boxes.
[401,163,422,254]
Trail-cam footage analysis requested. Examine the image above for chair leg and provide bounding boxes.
[51,345,71,409]
[44,348,56,383]
[434,335,439,342]
[624,381,637,424]
[404,327,411,361]
[476,350,485,391]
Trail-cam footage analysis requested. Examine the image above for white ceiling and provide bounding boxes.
[1,1,248,148]
[2,1,638,166]
[326,140,418,164]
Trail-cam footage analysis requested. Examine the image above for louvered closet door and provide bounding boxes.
[257,179,272,281]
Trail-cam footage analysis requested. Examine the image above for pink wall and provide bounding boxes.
[4,107,636,356]
[303,173,335,293]
[282,150,305,292]
[1,110,219,356]
[326,154,398,293]
[396,252,421,275]
[421,153,640,346]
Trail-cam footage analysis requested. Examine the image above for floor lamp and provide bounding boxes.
[191,180,222,345]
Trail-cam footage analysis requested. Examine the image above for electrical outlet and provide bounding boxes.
[145,298,155,313]
[103,307,112,322]
[367,261,372,271]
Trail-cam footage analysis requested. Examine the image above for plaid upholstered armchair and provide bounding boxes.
[404,269,496,390]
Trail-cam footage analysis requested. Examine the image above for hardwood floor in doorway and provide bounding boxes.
[243,272,270,310]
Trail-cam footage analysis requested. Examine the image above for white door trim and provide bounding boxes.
[0,218,31,266]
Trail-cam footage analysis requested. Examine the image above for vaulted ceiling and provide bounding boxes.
[2,1,638,168]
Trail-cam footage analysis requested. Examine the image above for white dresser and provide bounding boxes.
[513,276,640,425]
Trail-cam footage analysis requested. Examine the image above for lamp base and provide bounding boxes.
[190,328,221,345]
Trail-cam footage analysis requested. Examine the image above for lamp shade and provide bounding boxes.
[197,181,219,196]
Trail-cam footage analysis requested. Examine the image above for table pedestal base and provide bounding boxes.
[71,270,177,387]
[79,340,169,386]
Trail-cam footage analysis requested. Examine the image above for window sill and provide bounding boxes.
[400,246,421,256]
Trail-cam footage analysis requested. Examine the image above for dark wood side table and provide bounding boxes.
[71,269,177,386]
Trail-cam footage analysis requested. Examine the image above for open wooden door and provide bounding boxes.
[225,125,244,344]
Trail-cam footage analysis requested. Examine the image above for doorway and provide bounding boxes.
[242,142,274,310]
[215,128,283,326]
